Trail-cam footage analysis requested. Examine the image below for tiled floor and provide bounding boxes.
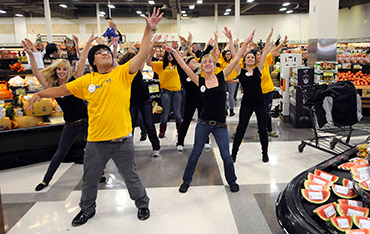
[1,98,369,234]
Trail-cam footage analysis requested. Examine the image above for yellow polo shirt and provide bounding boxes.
[218,58,237,81]
[153,61,181,91]
[260,53,275,94]
[66,61,136,142]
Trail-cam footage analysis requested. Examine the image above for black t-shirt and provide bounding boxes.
[130,71,150,106]
[152,57,160,80]
[238,67,264,106]
[178,66,201,102]
[55,77,88,122]
[199,72,227,123]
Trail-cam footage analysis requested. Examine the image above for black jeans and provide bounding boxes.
[263,91,274,132]
[130,99,160,151]
[43,119,88,184]
[177,98,209,146]
[232,103,268,157]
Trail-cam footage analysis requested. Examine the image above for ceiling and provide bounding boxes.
[0,0,369,19]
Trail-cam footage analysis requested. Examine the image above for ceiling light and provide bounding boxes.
[136,11,142,14]
[279,8,287,11]
[247,0,255,2]
[140,14,145,17]
[226,9,231,12]
[107,4,115,9]
[189,5,195,9]
[0,10,6,14]
[148,1,155,4]
[282,2,290,6]
[181,10,186,13]
[15,14,23,17]
[224,12,230,15]
[59,4,67,8]
[286,10,293,13]
[183,14,188,17]
[196,0,203,4]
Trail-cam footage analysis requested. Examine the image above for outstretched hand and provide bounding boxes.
[244,29,256,45]
[87,31,97,44]
[187,32,193,44]
[161,43,176,54]
[22,38,37,54]
[223,27,232,40]
[153,34,162,43]
[24,93,41,111]
[143,7,163,31]
[111,36,119,47]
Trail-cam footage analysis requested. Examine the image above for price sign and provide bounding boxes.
[348,200,363,207]
[309,185,323,191]
[319,173,333,181]
[334,185,349,195]
[347,208,364,217]
[15,88,26,95]
[337,218,350,229]
[345,181,354,188]
[359,219,370,229]
[360,173,370,181]
[308,191,323,200]
[356,167,370,175]
[148,84,160,93]
[324,205,336,218]
[312,178,326,185]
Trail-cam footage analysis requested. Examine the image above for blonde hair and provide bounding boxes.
[40,59,73,86]
[199,54,216,75]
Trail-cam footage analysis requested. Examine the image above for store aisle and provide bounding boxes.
[2,104,369,234]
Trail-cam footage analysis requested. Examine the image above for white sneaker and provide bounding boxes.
[204,143,211,149]
[152,150,160,157]
[176,145,184,151]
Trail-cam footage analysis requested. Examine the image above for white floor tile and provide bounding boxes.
[8,186,238,234]
[0,162,73,194]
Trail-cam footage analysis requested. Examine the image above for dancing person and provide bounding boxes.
[26,8,163,226]
[231,28,274,163]
[162,28,255,193]
[22,33,97,191]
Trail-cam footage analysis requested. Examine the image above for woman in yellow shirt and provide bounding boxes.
[148,50,182,138]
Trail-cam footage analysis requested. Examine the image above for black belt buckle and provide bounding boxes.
[110,137,124,142]
[208,120,217,126]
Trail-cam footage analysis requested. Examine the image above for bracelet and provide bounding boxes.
[152,27,158,33]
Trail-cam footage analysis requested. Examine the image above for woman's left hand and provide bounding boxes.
[143,7,164,31]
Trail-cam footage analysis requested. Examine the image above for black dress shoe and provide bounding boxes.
[71,210,95,227]
[35,182,49,191]
[137,208,150,220]
[140,135,147,141]
[179,183,190,193]
[230,183,240,192]
[99,175,107,183]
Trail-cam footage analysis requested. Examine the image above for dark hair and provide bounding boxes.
[185,56,196,64]
[222,50,232,62]
[242,50,258,67]
[118,52,136,65]
[88,44,113,72]
[45,43,58,57]
[162,51,178,69]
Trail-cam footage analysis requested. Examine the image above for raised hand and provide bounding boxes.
[164,34,168,43]
[223,27,232,40]
[209,38,215,47]
[187,32,193,44]
[153,34,162,43]
[234,38,239,46]
[143,7,163,31]
[214,31,218,38]
[245,29,256,45]
[161,43,175,54]
[72,35,79,45]
[171,40,178,49]
[87,31,97,44]
[21,39,33,54]
[24,38,37,52]
[178,35,187,44]
[283,35,288,44]
[96,37,105,45]
[25,93,41,110]
[111,36,119,47]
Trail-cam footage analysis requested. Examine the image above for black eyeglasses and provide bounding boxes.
[95,50,111,56]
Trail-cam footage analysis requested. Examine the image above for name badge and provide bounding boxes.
[186,77,192,82]
[88,84,96,93]
[245,72,252,76]
[200,85,206,93]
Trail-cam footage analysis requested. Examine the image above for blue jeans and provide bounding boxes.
[160,89,182,124]
[182,121,237,185]
[263,91,274,132]
[43,119,88,184]
[226,83,237,110]
[130,99,160,151]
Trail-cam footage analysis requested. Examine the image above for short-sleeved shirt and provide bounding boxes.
[55,77,87,122]
[178,66,201,103]
[152,61,181,91]
[66,61,136,142]
[238,67,264,106]
[218,58,237,81]
[198,72,227,123]
[130,71,150,106]
[260,53,275,94]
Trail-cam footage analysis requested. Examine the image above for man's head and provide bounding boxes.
[88,44,113,72]
[192,42,198,52]
[45,43,61,58]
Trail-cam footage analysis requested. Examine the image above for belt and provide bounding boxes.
[65,118,86,126]
[109,133,132,143]
[200,119,227,128]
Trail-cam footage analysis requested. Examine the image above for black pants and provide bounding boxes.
[232,103,268,157]
[177,98,209,146]
[130,99,160,151]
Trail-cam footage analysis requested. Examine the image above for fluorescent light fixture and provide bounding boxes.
[226,9,231,12]
[140,14,145,17]
[59,4,67,8]
[247,0,255,2]
[100,11,106,15]
[183,14,187,17]
[0,10,6,14]
[196,0,203,4]
[136,11,142,14]
[181,10,186,13]
[282,2,290,6]
[15,14,23,17]
[224,12,229,15]
[286,10,293,13]
[107,4,115,9]
[148,1,155,4]
[279,8,287,11]
[189,5,195,9]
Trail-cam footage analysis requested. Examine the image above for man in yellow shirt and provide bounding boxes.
[26,8,163,226]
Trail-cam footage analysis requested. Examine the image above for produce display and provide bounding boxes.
[337,71,370,86]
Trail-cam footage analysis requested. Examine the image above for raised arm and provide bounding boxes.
[146,34,162,67]
[22,38,51,89]
[223,30,255,78]
[111,36,120,69]
[223,27,235,58]
[257,27,274,71]
[129,8,163,74]
[162,43,199,86]
[72,35,81,57]
[25,85,71,110]
[74,32,97,78]
[271,35,287,57]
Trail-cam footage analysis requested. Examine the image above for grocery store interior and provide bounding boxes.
[1,0,370,233]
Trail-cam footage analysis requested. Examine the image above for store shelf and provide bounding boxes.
[0,69,33,78]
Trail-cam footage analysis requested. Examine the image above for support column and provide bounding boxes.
[13,17,27,43]
[43,0,52,42]
[307,0,339,66]
[214,4,218,32]
[235,0,240,41]
[177,13,181,36]
[96,3,101,36]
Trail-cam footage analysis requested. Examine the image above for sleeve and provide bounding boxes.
[152,61,163,75]
[66,75,87,100]
[266,53,273,66]
[121,60,137,83]
[254,67,262,77]
[199,45,213,62]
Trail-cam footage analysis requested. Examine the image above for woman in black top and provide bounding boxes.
[22,34,96,191]
[231,28,273,163]
[162,28,255,193]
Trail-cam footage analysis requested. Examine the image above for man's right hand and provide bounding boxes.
[25,93,41,111]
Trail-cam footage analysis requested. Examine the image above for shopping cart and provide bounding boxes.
[297,81,361,155]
